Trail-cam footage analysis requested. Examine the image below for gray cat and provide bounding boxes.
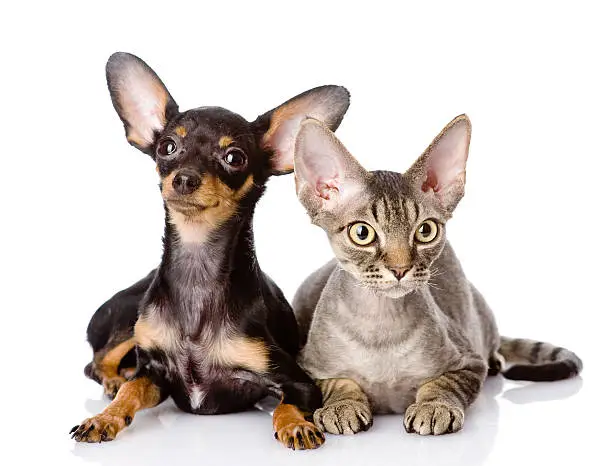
[291,115,582,436]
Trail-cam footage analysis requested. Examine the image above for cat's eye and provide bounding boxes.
[415,220,438,243]
[157,138,177,157]
[348,222,377,246]
[224,148,246,167]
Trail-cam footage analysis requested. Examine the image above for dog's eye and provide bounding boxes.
[224,148,246,167]
[415,220,438,243]
[158,138,177,157]
[348,222,376,246]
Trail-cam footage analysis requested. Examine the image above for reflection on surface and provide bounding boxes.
[502,376,583,404]
[70,375,583,466]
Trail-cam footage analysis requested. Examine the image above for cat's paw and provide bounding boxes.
[404,401,464,435]
[314,400,373,435]
[70,413,132,443]
[274,419,325,450]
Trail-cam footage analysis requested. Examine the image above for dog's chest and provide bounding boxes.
[135,316,269,413]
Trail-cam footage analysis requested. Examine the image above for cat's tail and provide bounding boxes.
[498,337,583,381]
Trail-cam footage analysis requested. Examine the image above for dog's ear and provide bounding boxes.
[106,52,179,154]
[252,85,350,175]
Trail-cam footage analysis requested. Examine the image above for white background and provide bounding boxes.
[2,1,611,465]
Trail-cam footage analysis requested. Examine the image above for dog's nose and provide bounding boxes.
[388,266,410,281]
[172,170,201,195]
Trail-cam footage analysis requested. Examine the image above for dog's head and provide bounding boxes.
[106,52,350,242]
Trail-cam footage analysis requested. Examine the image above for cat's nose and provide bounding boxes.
[388,266,410,281]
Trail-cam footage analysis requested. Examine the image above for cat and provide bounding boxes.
[291,115,583,436]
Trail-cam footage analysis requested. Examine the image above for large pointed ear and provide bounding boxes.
[251,85,350,175]
[106,52,179,154]
[294,118,369,213]
[406,114,472,213]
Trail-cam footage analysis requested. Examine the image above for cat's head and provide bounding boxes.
[294,115,471,298]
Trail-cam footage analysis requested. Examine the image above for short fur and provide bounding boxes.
[72,52,351,450]
[292,117,582,436]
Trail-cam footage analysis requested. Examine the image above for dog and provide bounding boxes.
[70,52,350,450]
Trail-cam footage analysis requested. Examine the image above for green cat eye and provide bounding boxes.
[348,222,377,246]
[415,220,438,243]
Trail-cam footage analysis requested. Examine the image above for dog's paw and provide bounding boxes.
[275,420,325,450]
[103,376,127,399]
[70,413,132,443]
[404,401,464,435]
[314,400,372,435]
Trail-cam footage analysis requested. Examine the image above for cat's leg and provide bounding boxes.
[70,377,166,442]
[313,378,373,435]
[404,357,487,435]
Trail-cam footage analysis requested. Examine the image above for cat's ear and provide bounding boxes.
[106,52,179,154]
[406,114,471,212]
[252,85,350,175]
[294,118,368,211]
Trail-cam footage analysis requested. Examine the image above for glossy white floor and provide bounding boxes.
[46,359,601,466]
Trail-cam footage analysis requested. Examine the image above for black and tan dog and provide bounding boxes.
[70,52,350,450]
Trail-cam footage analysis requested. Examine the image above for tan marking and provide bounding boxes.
[195,328,270,373]
[134,314,180,352]
[72,377,161,443]
[135,313,269,373]
[175,126,187,137]
[91,338,137,398]
[218,135,233,148]
[210,335,269,373]
[273,401,324,450]
[162,172,255,243]
[96,338,136,380]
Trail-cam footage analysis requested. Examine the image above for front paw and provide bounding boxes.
[314,400,373,435]
[275,420,325,450]
[404,401,464,435]
[70,413,131,443]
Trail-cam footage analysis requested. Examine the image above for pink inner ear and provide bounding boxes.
[421,168,441,193]
[266,116,301,172]
[315,177,340,200]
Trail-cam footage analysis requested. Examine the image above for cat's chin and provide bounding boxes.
[356,279,418,298]
[382,287,414,299]
[367,284,416,299]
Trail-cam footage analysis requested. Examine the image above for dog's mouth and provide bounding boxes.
[165,198,220,214]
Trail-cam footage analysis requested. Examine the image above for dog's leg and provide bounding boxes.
[70,377,163,443]
[273,397,325,450]
[92,338,137,398]
[313,378,373,435]
[267,349,325,450]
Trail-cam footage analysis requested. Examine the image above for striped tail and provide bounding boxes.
[498,337,583,382]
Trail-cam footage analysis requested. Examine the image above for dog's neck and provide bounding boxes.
[154,204,260,335]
